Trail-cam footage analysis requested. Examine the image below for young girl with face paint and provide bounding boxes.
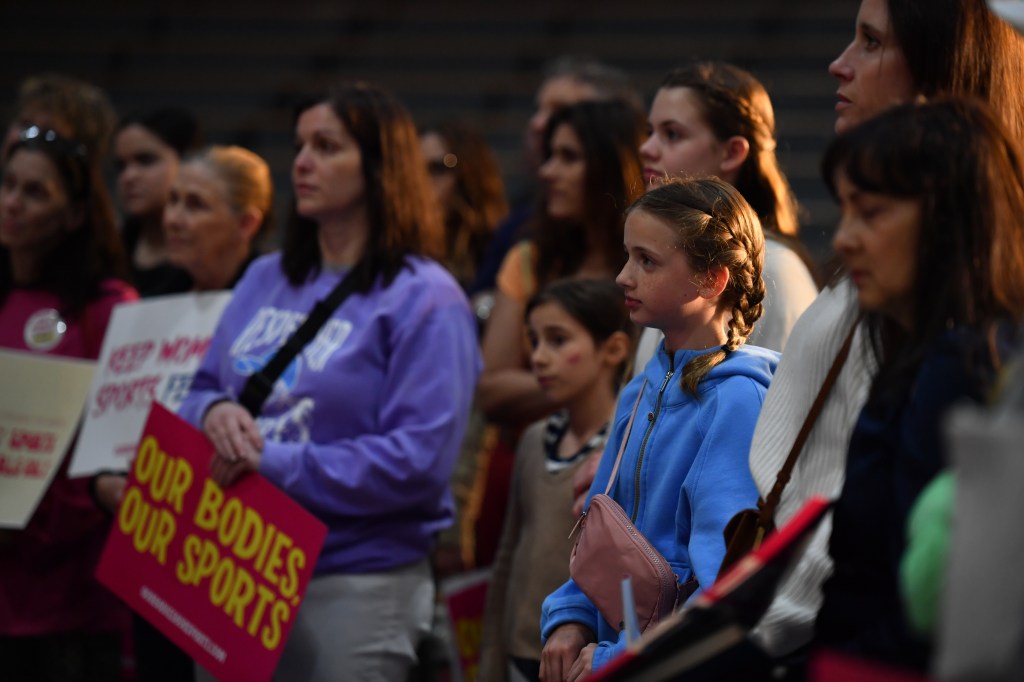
[539,179,778,681]
[479,278,634,682]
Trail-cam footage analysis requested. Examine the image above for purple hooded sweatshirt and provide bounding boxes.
[179,253,481,574]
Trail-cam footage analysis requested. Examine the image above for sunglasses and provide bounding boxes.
[18,125,89,162]
[12,126,92,198]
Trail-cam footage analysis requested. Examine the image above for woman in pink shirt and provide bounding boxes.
[0,125,137,681]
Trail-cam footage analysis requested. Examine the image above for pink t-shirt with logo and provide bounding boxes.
[0,279,138,636]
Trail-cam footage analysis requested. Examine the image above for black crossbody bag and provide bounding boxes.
[237,265,362,417]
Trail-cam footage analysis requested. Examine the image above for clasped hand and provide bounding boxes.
[540,623,597,682]
[203,401,264,487]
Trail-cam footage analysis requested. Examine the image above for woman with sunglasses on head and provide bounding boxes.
[1,72,117,166]
[0,126,137,681]
[746,0,1024,668]
[179,83,480,682]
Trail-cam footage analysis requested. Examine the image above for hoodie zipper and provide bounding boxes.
[631,354,675,522]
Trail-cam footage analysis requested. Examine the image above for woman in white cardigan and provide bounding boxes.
[748,0,1024,662]
[638,61,819,357]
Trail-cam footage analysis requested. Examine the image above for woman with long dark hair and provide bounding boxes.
[748,0,1024,664]
[468,101,644,568]
[0,126,137,681]
[477,99,645,426]
[816,96,1024,672]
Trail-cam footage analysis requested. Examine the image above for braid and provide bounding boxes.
[724,228,766,351]
[680,348,729,396]
[679,239,764,395]
[626,179,766,397]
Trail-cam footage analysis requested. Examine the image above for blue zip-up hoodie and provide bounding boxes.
[179,253,481,575]
[540,342,778,670]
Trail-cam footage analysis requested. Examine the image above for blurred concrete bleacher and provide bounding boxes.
[0,0,860,262]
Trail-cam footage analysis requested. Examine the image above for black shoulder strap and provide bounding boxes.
[238,266,362,416]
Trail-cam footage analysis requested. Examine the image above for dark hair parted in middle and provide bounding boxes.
[627,178,766,395]
[281,82,443,290]
[822,97,1024,399]
[116,107,204,158]
[534,99,645,288]
[526,277,638,387]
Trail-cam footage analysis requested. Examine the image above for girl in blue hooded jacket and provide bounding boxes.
[540,178,779,681]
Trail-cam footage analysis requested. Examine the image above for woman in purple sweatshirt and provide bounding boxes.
[179,83,481,682]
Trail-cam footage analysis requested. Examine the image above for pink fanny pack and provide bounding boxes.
[568,382,681,633]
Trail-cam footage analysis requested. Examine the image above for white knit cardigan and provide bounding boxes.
[749,278,876,656]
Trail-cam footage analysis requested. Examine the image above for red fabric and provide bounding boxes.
[810,650,933,682]
[473,435,517,568]
[0,280,138,636]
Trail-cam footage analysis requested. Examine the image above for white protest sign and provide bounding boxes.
[68,291,231,477]
[0,349,95,528]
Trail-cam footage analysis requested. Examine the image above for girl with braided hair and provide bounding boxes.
[569,63,815,516]
[539,178,779,681]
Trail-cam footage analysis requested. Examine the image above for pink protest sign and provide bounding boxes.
[442,570,491,682]
[96,403,327,682]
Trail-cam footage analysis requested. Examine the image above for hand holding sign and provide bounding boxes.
[203,401,263,487]
[97,403,327,682]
